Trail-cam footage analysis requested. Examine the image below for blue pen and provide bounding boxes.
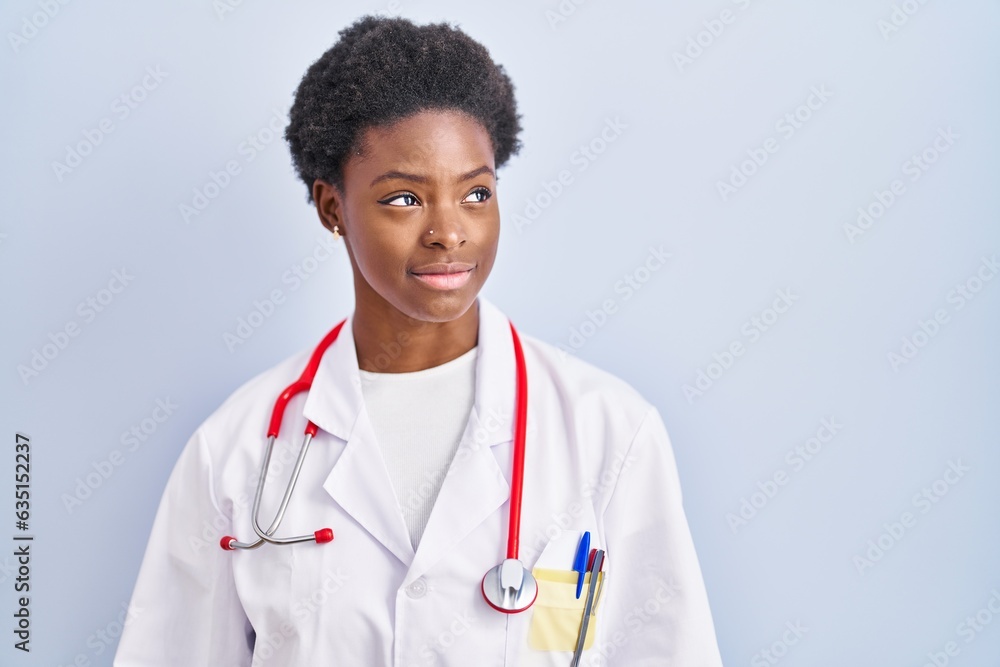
[573,531,591,599]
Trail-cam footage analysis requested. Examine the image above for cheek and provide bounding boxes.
[347,213,411,286]
[479,216,501,263]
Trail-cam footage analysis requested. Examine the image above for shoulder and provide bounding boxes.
[518,331,656,437]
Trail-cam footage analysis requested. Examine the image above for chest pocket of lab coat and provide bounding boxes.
[506,529,608,665]
[528,567,605,651]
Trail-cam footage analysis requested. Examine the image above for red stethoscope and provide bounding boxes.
[219,318,538,613]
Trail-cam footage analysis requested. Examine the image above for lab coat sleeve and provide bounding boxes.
[114,427,255,667]
[599,406,724,666]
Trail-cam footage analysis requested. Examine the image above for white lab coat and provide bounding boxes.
[114,296,723,666]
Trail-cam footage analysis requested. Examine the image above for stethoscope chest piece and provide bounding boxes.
[481,558,538,614]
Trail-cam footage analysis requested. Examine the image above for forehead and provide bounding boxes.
[347,110,495,178]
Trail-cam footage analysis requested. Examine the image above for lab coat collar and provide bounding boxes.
[302,296,516,570]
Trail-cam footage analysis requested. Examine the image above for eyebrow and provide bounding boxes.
[369,165,495,188]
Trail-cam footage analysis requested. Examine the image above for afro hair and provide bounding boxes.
[284,15,523,204]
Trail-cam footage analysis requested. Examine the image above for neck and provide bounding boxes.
[352,295,480,373]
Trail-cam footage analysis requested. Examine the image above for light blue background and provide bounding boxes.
[2,1,998,665]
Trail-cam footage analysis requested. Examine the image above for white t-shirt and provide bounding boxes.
[358,345,478,549]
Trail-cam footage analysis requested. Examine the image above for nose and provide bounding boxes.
[423,213,466,250]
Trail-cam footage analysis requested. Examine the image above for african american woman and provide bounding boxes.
[114,15,723,667]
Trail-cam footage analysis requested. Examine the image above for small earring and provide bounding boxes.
[332,225,341,240]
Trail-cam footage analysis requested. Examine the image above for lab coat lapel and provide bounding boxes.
[302,313,415,567]
[406,297,518,581]
[300,297,520,575]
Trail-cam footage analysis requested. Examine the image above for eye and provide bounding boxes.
[462,187,492,204]
[378,193,420,207]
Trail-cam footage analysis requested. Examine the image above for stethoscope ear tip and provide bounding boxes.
[220,536,236,551]
[315,528,334,544]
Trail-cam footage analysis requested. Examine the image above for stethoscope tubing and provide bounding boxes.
[221,320,347,551]
[221,314,537,614]
[222,317,527,565]
[506,321,527,561]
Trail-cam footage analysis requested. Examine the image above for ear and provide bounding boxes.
[312,179,345,235]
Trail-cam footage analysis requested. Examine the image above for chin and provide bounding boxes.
[399,287,480,323]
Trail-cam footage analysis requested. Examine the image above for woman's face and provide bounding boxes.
[313,109,500,323]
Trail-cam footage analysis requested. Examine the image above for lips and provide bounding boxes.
[410,262,475,275]
[410,262,475,290]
